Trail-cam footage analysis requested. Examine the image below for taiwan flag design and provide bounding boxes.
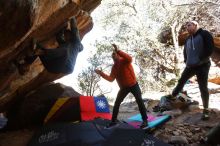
[94,96,110,113]
[79,96,112,121]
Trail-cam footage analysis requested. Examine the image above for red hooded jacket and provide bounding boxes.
[100,50,137,88]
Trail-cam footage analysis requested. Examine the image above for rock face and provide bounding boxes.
[0,0,101,112]
[4,82,81,130]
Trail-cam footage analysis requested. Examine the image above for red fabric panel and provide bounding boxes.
[81,112,112,121]
[79,96,112,121]
[79,96,96,112]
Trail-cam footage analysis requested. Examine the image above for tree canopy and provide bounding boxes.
[77,0,220,96]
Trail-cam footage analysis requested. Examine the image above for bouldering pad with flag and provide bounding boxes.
[44,96,111,124]
[28,118,170,146]
[79,96,112,121]
[126,113,171,130]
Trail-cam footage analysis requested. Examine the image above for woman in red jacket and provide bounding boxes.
[95,44,148,128]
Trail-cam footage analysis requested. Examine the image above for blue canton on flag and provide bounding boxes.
[94,96,110,113]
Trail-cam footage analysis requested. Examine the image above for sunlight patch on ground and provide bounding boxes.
[183,82,220,110]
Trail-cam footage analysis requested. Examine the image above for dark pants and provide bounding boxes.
[172,62,211,109]
[111,82,147,122]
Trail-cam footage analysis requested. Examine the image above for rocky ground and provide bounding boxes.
[0,99,220,146]
[0,82,220,146]
[118,100,220,146]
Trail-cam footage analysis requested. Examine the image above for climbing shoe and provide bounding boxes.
[140,121,148,129]
[201,109,209,121]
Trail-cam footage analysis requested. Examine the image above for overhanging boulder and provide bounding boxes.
[0,0,101,112]
[4,83,81,130]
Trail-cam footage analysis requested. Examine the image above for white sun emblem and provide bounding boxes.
[97,100,106,109]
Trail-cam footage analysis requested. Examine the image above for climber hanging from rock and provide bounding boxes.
[18,16,83,75]
[12,16,83,100]
[35,17,83,74]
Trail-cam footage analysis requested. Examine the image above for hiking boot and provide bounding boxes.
[166,94,176,100]
[140,121,148,129]
[201,109,209,121]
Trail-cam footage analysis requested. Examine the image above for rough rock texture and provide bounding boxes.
[155,109,220,145]
[4,82,81,130]
[0,98,220,146]
[0,0,101,112]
